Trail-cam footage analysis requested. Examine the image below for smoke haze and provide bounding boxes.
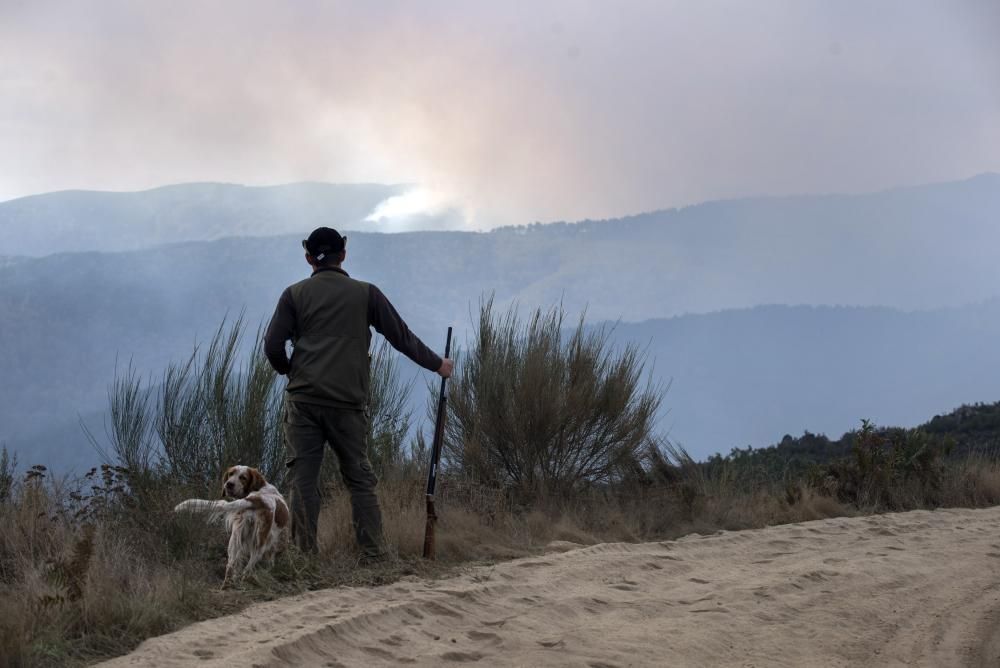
[1,1,998,228]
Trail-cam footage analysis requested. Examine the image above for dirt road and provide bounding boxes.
[99,506,1000,667]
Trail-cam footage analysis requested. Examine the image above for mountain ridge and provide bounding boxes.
[4,172,998,258]
[0,181,408,256]
[2,173,998,469]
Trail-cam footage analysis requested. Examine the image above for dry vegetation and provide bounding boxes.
[2,306,1000,667]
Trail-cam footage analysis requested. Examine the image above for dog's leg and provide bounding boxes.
[243,548,264,576]
[222,520,244,588]
[243,509,274,576]
[266,530,282,567]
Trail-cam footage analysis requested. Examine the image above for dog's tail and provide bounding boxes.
[174,498,257,527]
[174,498,228,514]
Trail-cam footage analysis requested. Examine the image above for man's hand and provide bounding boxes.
[437,358,454,378]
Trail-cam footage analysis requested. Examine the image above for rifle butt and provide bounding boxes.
[422,495,437,560]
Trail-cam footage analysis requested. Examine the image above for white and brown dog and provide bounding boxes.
[174,465,290,584]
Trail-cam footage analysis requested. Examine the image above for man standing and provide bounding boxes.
[264,227,453,561]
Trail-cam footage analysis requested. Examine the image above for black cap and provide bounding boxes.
[302,227,346,261]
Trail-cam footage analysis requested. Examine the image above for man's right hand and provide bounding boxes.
[437,358,455,378]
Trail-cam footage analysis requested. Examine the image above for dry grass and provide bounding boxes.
[3,456,1000,667]
[941,454,1000,507]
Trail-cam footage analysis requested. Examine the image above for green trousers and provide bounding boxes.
[284,399,384,557]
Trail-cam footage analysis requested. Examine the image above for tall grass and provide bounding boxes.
[88,316,415,499]
[143,315,285,486]
[367,337,415,479]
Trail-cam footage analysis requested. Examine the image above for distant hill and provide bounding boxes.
[0,182,408,256]
[0,256,25,269]
[504,172,1000,318]
[1,174,999,470]
[606,302,1000,456]
[2,173,999,316]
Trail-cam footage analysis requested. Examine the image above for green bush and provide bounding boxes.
[814,419,953,510]
[444,299,663,499]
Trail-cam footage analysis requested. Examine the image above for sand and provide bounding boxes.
[99,506,1000,667]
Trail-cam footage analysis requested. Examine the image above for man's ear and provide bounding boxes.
[338,249,346,264]
[305,252,316,267]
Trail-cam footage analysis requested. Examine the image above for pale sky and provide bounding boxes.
[1,0,997,228]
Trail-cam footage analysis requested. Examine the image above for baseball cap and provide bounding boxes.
[302,227,347,261]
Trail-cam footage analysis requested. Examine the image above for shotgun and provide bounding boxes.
[423,326,453,560]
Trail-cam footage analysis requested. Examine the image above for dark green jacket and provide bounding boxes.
[264,267,441,409]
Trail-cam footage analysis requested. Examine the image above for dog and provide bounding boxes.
[174,465,290,585]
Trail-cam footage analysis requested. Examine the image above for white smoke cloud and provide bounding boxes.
[364,187,470,232]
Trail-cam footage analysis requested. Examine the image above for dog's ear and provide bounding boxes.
[221,466,234,497]
[246,468,266,493]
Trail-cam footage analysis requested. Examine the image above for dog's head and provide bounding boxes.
[221,465,266,499]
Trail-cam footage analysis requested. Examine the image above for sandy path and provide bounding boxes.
[99,507,1000,667]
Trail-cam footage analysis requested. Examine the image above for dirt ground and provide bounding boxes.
[99,506,1000,667]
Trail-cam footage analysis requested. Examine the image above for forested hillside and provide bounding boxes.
[699,401,1000,485]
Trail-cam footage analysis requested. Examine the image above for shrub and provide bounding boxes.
[366,340,414,479]
[443,299,663,499]
[155,316,285,487]
[815,419,953,510]
[93,316,415,498]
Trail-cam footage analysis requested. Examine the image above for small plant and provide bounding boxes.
[67,465,133,523]
[0,446,16,503]
[23,464,47,485]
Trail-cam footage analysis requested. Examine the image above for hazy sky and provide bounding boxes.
[1,1,997,228]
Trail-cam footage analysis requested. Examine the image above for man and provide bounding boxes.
[263,226,453,561]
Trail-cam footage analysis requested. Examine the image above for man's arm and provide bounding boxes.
[368,284,443,372]
[263,288,296,375]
